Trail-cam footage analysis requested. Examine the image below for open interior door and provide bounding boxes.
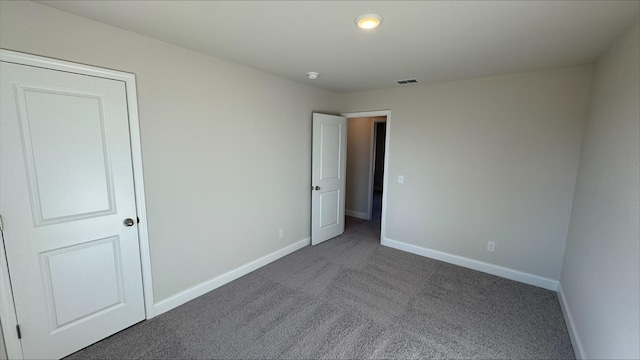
[311,113,347,245]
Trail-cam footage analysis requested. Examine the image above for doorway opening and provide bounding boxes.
[372,121,386,222]
[343,110,390,241]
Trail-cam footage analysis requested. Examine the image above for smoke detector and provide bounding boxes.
[307,72,319,80]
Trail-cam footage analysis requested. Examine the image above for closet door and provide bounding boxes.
[0,60,145,359]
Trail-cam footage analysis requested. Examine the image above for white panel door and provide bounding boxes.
[311,113,347,245]
[0,61,145,359]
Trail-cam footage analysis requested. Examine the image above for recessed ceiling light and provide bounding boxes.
[307,72,319,80]
[355,14,383,30]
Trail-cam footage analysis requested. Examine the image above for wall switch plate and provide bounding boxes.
[279,228,285,239]
[398,175,404,184]
[487,241,495,252]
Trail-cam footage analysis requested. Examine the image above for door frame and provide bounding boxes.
[341,110,391,242]
[0,49,154,359]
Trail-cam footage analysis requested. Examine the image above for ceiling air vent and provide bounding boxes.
[396,78,418,85]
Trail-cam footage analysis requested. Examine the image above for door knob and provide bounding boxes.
[314,186,321,190]
[123,218,135,227]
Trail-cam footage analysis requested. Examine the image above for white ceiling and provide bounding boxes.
[39,0,639,93]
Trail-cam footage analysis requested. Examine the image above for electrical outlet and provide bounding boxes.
[398,175,404,184]
[278,228,285,239]
[487,241,495,252]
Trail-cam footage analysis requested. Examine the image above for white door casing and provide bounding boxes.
[311,113,347,245]
[0,50,153,359]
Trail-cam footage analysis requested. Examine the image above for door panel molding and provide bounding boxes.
[39,235,125,332]
[15,84,116,226]
[0,49,154,360]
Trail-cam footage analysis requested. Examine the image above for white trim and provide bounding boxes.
[153,238,310,316]
[381,237,559,291]
[0,233,22,359]
[123,70,155,320]
[0,49,154,358]
[342,110,390,119]
[2,49,135,83]
[557,283,586,359]
[341,110,391,244]
[345,210,369,220]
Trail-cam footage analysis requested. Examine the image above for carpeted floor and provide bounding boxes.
[66,209,575,359]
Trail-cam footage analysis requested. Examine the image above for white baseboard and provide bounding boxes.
[381,238,559,291]
[153,237,310,316]
[345,209,369,220]
[557,283,586,359]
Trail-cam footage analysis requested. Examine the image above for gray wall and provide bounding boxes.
[341,66,592,281]
[0,1,340,302]
[560,22,640,359]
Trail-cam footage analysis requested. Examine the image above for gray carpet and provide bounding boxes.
[66,214,575,359]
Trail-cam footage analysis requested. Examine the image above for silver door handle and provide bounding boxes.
[123,218,135,227]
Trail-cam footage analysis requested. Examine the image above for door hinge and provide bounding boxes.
[16,324,21,339]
